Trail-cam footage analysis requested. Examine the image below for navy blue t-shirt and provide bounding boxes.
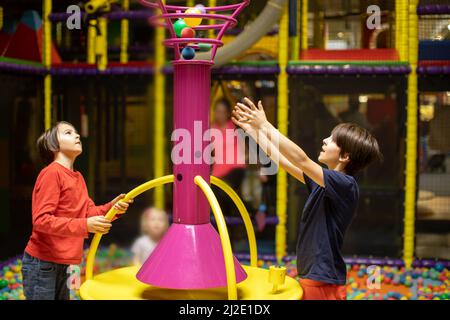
[296,168,359,285]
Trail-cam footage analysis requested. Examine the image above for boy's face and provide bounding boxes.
[146,211,168,240]
[57,123,82,157]
[318,135,348,168]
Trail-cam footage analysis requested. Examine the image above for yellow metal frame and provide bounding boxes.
[276,2,289,263]
[84,174,258,300]
[403,0,418,269]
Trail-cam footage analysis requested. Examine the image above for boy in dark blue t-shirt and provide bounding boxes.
[233,98,382,300]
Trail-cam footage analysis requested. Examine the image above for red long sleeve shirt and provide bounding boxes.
[25,162,113,265]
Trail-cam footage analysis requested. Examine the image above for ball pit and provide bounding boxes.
[0,247,448,300]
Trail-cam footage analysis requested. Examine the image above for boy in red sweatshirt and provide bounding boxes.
[22,121,133,300]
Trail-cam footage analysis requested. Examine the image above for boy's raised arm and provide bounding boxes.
[232,109,305,184]
[234,98,325,187]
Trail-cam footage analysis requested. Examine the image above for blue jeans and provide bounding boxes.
[21,252,70,300]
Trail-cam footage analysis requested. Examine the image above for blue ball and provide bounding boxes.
[181,46,195,60]
[434,263,444,272]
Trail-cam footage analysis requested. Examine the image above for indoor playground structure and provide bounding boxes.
[79,0,303,300]
[0,0,449,301]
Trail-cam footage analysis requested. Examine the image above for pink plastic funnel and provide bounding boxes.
[136,223,247,289]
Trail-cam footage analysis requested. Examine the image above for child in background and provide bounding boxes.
[233,98,382,300]
[22,121,133,300]
[132,207,169,265]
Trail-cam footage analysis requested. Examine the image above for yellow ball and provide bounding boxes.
[185,8,202,27]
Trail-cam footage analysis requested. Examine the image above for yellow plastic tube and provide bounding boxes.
[194,175,237,300]
[301,0,308,51]
[210,176,257,268]
[120,0,129,63]
[153,0,166,209]
[403,0,419,269]
[0,6,4,31]
[276,2,289,263]
[43,0,52,130]
[85,175,175,280]
[290,0,301,60]
[208,0,216,39]
[98,17,108,71]
[87,20,97,64]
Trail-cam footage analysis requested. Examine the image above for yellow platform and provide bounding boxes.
[80,265,303,300]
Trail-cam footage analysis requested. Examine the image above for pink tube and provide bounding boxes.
[172,60,213,225]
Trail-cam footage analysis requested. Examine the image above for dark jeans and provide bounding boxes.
[21,252,70,300]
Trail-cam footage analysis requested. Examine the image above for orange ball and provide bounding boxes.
[181,27,195,38]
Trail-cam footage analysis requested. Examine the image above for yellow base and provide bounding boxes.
[79,265,303,300]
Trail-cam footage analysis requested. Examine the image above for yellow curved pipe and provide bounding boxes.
[210,176,257,268]
[85,175,175,280]
[194,176,237,300]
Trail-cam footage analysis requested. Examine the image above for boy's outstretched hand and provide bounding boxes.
[111,194,134,214]
[233,97,268,130]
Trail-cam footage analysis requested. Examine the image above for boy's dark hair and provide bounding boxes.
[331,123,383,176]
[37,121,74,165]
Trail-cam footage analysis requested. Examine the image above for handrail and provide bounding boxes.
[194,175,237,300]
[85,175,175,280]
[210,176,257,268]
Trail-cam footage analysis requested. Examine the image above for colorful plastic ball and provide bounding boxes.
[434,263,444,272]
[0,280,7,289]
[184,8,202,27]
[181,27,195,38]
[174,19,188,37]
[195,4,207,14]
[4,271,14,279]
[181,46,196,60]
[198,43,212,52]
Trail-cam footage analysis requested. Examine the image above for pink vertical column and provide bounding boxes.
[172,60,213,225]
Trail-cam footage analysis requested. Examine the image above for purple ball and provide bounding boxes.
[195,4,207,14]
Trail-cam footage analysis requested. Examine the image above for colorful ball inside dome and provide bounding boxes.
[185,8,202,27]
[181,46,196,60]
[174,19,188,37]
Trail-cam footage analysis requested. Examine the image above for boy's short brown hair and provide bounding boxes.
[37,121,74,165]
[331,123,383,176]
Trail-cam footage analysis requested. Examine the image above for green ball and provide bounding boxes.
[174,19,188,37]
[0,279,8,289]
